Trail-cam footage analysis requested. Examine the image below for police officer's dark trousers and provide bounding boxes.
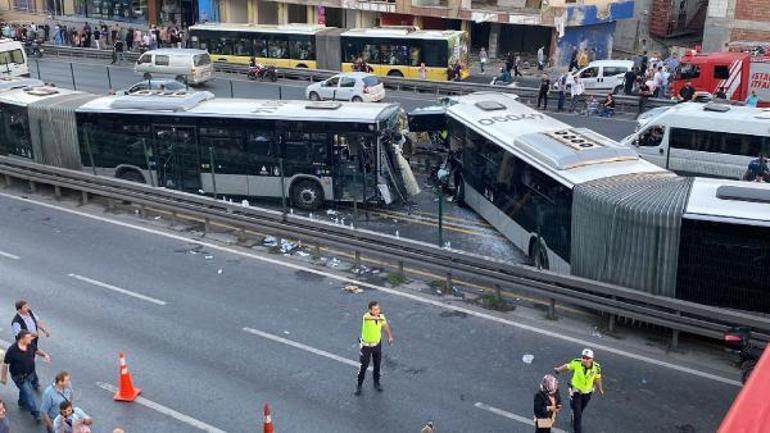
[357,343,382,386]
[570,390,591,433]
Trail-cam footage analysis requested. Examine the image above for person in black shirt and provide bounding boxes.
[534,374,562,432]
[637,78,652,114]
[537,74,551,110]
[624,67,637,95]
[1,331,51,422]
[714,86,727,99]
[678,81,695,102]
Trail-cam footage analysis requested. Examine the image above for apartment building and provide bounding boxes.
[702,0,770,52]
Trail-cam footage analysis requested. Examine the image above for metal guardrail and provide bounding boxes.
[41,44,676,114]
[1,155,768,347]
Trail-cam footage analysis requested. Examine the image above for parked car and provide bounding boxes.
[305,72,385,102]
[574,60,634,94]
[116,79,188,95]
[135,48,213,85]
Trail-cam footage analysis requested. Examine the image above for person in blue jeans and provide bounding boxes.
[1,330,51,422]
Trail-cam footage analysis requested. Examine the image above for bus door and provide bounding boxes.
[153,125,202,192]
[332,133,376,202]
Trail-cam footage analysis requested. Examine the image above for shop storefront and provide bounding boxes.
[72,0,148,22]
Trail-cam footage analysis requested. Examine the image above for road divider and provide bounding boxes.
[97,382,228,433]
[67,273,168,305]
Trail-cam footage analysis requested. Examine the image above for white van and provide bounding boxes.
[135,49,213,85]
[574,60,633,94]
[0,39,29,77]
[621,102,770,179]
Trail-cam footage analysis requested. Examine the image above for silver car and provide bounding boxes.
[305,72,385,102]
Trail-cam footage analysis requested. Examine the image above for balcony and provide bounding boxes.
[470,0,541,13]
[412,0,448,6]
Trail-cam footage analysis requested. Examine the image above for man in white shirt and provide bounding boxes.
[53,401,92,433]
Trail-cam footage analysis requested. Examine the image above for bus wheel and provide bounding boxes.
[529,240,549,270]
[387,70,404,78]
[296,64,308,69]
[117,170,145,184]
[291,180,324,210]
[309,91,320,101]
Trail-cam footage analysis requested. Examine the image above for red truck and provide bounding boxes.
[671,50,770,107]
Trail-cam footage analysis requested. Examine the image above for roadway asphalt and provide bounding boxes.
[29,57,638,141]
[0,191,740,433]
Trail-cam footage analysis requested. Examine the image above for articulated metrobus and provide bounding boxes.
[0,80,417,210]
[188,24,469,80]
[421,92,770,312]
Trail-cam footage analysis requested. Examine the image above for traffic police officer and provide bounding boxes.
[355,301,394,395]
[553,348,604,433]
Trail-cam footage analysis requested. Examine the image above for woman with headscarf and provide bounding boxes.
[533,374,561,433]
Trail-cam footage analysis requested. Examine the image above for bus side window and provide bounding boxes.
[639,126,665,147]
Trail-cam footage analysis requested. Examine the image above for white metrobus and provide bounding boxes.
[622,102,770,179]
[440,92,770,311]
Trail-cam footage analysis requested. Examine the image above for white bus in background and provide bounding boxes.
[0,39,29,77]
[622,102,770,179]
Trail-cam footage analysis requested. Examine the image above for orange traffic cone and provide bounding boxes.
[113,352,141,402]
[263,403,274,433]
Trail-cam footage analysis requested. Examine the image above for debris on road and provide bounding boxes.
[522,354,535,364]
[217,269,223,274]
[343,284,364,294]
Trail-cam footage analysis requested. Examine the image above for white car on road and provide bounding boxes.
[305,72,385,102]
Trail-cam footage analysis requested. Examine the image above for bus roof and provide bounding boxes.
[0,85,80,106]
[341,27,465,40]
[446,92,664,186]
[78,94,398,123]
[189,23,332,35]
[650,102,770,135]
[685,177,770,227]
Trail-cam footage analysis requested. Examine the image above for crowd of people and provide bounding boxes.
[0,300,128,433]
[1,20,189,55]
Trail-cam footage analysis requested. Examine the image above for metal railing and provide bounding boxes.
[41,44,676,114]
[1,155,767,348]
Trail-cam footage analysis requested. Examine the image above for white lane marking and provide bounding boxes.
[96,382,228,433]
[67,273,167,306]
[243,327,368,370]
[474,402,569,433]
[0,250,20,260]
[0,192,740,387]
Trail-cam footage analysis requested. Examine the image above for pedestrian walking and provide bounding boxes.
[556,72,566,112]
[1,330,51,422]
[553,349,604,433]
[354,301,394,396]
[93,27,101,50]
[714,86,727,100]
[637,78,651,114]
[41,371,74,433]
[11,299,50,390]
[505,51,513,74]
[537,73,550,110]
[53,401,92,433]
[569,75,584,112]
[537,46,546,71]
[0,400,10,433]
[534,374,561,433]
[479,47,488,74]
[514,55,523,77]
[623,67,637,95]
[112,39,125,64]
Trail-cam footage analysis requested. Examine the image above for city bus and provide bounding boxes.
[413,92,770,312]
[188,23,470,81]
[0,85,418,210]
[340,27,469,80]
[189,23,334,69]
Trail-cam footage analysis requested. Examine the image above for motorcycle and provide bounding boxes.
[25,38,44,58]
[248,64,277,82]
[724,326,764,384]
